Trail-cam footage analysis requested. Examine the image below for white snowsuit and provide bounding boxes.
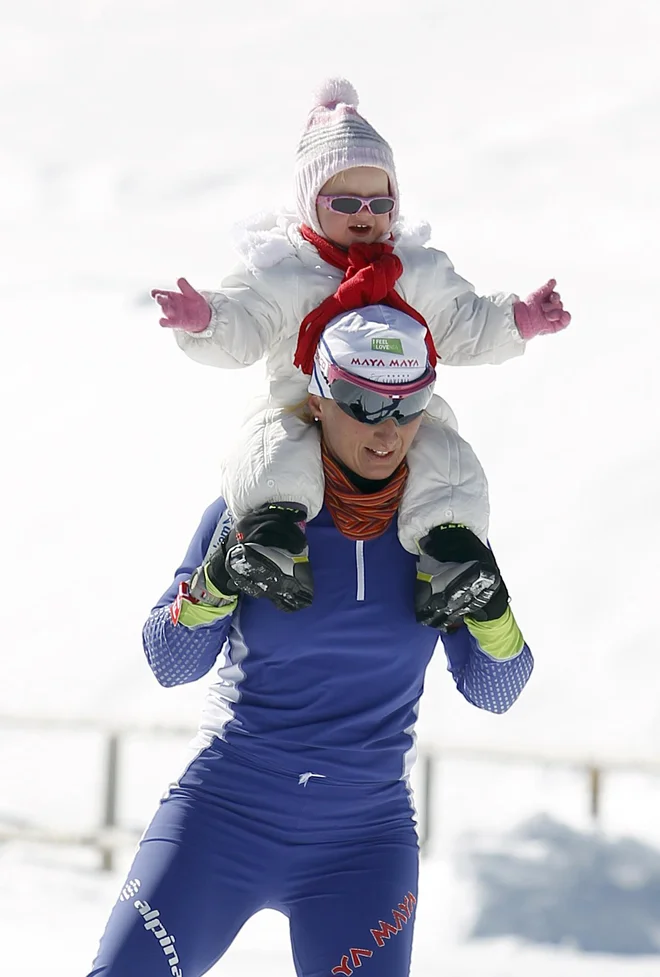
[174,213,527,553]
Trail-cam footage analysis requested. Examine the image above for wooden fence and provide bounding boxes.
[2,714,660,871]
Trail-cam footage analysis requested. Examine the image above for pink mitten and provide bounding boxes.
[151,277,211,333]
[514,278,571,340]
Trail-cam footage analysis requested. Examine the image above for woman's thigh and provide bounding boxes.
[86,790,279,977]
[287,838,419,977]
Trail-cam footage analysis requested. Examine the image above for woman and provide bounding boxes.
[87,307,533,977]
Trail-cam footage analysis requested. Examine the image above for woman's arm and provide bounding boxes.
[142,499,238,687]
[441,610,534,713]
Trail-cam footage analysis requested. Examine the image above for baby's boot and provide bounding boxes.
[224,503,313,612]
[415,525,508,631]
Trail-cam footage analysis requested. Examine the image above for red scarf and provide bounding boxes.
[294,225,438,375]
[321,440,408,541]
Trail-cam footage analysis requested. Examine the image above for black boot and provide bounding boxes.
[223,503,313,612]
[415,525,509,631]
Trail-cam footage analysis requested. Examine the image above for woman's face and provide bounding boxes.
[309,395,423,479]
[317,166,392,248]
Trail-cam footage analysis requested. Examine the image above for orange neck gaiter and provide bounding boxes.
[321,440,408,541]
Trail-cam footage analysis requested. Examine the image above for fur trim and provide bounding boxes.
[230,210,299,273]
[231,211,434,273]
[391,218,433,248]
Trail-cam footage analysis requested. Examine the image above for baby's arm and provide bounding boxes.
[405,246,524,366]
[403,247,570,367]
[153,264,286,370]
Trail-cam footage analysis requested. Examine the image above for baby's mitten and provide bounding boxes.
[151,277,211,332]
[514,278,571,340]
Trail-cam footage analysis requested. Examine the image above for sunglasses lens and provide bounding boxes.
[330,197,363,215]
[329,379,433,426]
[369,197,395,215]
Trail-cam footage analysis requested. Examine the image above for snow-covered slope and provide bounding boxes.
[1,0,659,972]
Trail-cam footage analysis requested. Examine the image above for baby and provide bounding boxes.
[153,78,570,628]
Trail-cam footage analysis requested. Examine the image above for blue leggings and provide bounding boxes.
[86,741,419,977]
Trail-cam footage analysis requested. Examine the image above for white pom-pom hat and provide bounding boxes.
[295,78,399,235]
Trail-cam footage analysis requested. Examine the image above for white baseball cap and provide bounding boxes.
[308,305,431,397]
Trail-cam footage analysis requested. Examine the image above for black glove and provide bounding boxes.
[204,542,240,597]
[197,505,309,606]
[221,504,312,612]
[230,503,308,553]
[420,525,510,622]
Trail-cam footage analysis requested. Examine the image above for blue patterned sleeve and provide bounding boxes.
[440,625,534,713]
[142,499,235,687]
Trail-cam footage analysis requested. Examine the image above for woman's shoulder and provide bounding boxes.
[195,497,232,541]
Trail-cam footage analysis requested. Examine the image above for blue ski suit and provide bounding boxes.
[87,498,533,977]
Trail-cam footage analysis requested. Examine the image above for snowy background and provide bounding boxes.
[1,0,660,973]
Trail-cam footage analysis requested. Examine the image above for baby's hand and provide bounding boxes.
[514,279,571,340]
[151,278,211,333]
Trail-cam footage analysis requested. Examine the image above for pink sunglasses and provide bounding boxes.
[317,194,396,216]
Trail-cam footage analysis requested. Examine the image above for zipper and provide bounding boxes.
[355,540,365,601]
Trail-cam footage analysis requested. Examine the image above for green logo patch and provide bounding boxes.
[371,337,403,354]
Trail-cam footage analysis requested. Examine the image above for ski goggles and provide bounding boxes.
[317,194,396,216]
[325,363,436,426]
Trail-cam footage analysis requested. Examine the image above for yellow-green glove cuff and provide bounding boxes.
[171,567,238,629]
[201,565,236,601]
[465,606,524,660]
[176,593,238,628]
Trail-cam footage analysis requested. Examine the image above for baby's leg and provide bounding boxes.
[219,407,324,611]
[220,406,325,522]
[399,403,508,631]
[398,406,490,555]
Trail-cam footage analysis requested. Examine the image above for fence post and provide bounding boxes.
[100,732,120,871]
[418,752,436,858]
[588,765,602,826]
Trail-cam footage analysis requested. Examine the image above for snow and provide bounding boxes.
[1,0,660,972]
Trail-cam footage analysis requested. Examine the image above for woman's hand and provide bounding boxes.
[151,277,212,332]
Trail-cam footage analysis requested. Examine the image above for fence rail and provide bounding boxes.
[2,714,660,870]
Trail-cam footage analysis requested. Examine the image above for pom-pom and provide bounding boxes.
[313,77,359,110]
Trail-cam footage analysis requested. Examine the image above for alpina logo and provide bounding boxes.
[119,878,141,901]
[134,900,182,976]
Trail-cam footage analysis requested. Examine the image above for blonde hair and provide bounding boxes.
[285,396,316,425]
[321,166,391,194]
